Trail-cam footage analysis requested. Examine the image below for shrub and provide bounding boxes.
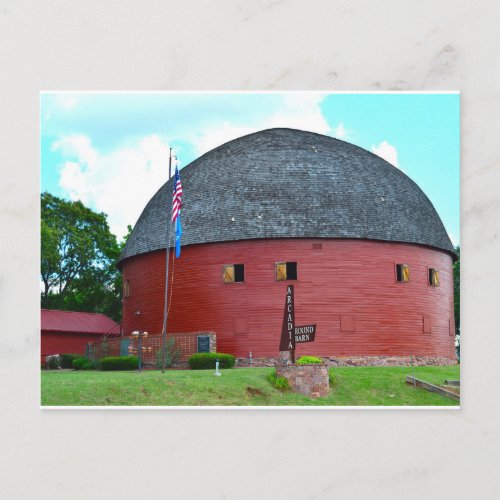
[155,338,181,369]
[73,359,97,370]
[328,370,336,387]
[101,356,139,371]
[60,353,85,369]
[268,371,289,391]
[187,353,235,370]
[296,355,323,365]
[72,358,88,370]
[274,376,289,391]
[46,355,60,369]
[100,337,110,358]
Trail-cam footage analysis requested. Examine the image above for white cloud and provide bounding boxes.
[448,232,459,247]
[53,135,98,167]
[332,121,350,139]
[59,161,91,205]
[371,140,400,168]
[56,95,79,110]
[192,93,331,156]
[55,134,172,239]
[193,122,256,158]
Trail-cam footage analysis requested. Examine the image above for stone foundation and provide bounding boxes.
[325,355,457,367]
[276,363,330,398]
[235,357,278,367]
[236,355,457,367]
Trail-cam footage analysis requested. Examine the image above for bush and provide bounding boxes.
[328,370,336,387]
[46,355,60,369]
[274,376,289,391]
[72,359,96,370]
[71,358,89,370]
[296,355,323,365]
[60,353,85,369]
[72,357,101,370]
[155,338,181,368]
[187,353,235,370]
[268,371,289,391]
[101,356,139,371]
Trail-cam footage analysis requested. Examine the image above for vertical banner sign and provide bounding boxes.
[278,285,317,353]
[279,285,295,351]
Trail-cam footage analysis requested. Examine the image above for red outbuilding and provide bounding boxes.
[118,128,457,366]
[41,309,120,363]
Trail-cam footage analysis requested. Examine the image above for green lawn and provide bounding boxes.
[41,365,460,407]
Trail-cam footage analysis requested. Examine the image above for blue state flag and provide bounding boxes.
[175,214,182,258]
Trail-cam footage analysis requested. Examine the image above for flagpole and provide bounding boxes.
[161,149,173,373]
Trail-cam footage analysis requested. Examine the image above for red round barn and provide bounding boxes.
[118,128,457,365]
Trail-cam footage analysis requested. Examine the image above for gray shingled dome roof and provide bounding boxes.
[118,128,454,265]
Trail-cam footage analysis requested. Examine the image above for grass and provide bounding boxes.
[41,365,460,407]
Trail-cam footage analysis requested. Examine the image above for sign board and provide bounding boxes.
[279,285,295,351]
[279,285,317,354]
[294,324,316,343]
[197,335,210,353]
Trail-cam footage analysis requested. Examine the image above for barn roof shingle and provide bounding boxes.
[118,128,454,265]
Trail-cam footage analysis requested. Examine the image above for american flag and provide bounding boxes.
[171,166,182,222]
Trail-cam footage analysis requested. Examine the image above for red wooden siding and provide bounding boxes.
[41,332,104,362]
[341,314,355,332]
[121,239,456,359]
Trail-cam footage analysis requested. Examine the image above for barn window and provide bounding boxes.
[275,262,297,281]
[123,280,130,297]
[396,264,410,282]
[223,264,244,284]
[428,268,440,287]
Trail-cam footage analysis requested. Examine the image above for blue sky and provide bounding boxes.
[40,92,460,245]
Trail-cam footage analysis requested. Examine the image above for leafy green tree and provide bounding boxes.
[119,224,133,252]
[453,245,460,355]
[41,192,125,322]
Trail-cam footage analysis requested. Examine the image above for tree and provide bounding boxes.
[41,192,123,322]
[453,245,460,357]
[119,224,134,252]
